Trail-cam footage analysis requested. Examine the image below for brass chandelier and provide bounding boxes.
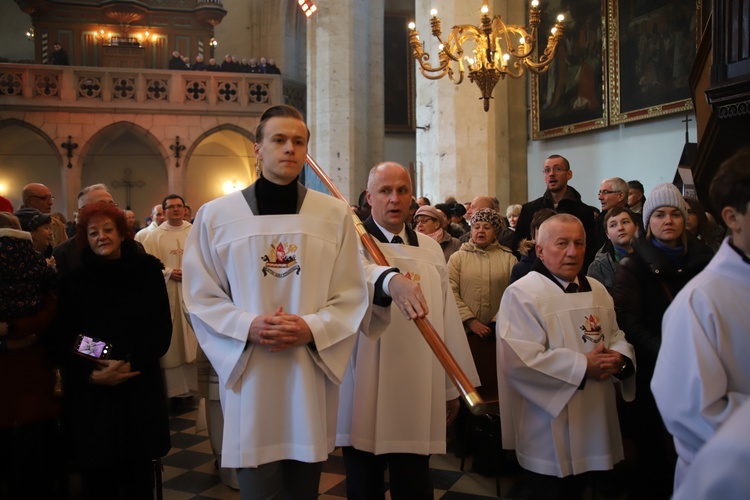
[408,0,565,111]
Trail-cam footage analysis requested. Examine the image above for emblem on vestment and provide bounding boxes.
[261,242,301,278]
[402,271,421,282]
[579,314,603,343]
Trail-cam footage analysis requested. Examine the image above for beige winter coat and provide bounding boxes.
[447,240,517,330]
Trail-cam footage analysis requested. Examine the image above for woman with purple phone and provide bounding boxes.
[57,202,172,499]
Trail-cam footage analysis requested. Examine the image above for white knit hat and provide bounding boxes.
[643,183,688,227]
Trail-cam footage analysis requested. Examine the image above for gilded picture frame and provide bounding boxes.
[531,0,608,140]
[608,0,701,124]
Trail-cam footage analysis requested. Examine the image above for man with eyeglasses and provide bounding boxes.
[513,155,597,267]
[21,183,67,249]
[593,177,643,250]
[141,194,197,402]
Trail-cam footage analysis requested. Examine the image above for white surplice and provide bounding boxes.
[183,189,367,468]
[141,221,197,396]
[652,238,750,487]
[496,271,636,477]
[336,232,480,456]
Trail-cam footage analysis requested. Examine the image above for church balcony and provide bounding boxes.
[0,63,305,116]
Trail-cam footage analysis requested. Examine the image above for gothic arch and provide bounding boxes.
[79,121,170,169]
[183,123,256,172]
[0,118,63,163]
[183,124,257,211]
[79,121,170,218]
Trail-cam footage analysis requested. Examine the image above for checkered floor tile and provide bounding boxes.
[160,398,525,499]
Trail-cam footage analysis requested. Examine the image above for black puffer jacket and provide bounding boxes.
[611,235,713,383]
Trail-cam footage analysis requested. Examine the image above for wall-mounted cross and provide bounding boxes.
[61,135,78,169]
[682,112,693,144]
[171,136,186,168]
[112,168,145,210]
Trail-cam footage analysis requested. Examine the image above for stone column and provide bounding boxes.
[307,0,384,204]
[413,0,527,208]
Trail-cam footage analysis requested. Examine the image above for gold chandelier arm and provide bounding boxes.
[523,33,563,74]
[408,2,564,111]
[443,25,481,62]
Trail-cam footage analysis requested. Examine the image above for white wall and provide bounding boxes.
[526,113,698,209]
[384,134,415,167]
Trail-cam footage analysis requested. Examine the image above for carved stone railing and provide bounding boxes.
[0,63,303,115]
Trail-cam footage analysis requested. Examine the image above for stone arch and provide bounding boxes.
[79,121,170,168]
[80,121,171,221]
[184,123,256,170]
[184,123,257,212]
[0,118,63,164]
[0,118,65,212]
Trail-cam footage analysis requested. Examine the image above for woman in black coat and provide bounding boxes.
[612,184,713,499]
[57,203,172,500]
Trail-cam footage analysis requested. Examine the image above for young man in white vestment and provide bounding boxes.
[671,398,750,500]
[336,162,480,500]
[496,214,636,499]
[183,105,368,499]
[140,194,197,398]
[651,147,750,490]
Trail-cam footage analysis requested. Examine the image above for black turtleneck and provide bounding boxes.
[256,175,298,215]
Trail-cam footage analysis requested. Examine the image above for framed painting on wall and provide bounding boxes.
[608,0,701,124]
[531,0,608,140]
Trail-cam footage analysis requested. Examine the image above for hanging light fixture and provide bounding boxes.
[408,0,565,111]
[298,0,318,17]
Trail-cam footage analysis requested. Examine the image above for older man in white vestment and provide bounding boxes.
[336,162,479,500]
[183,105,368,500]
[141,194,196,398]
[496,214,635,499]
[652,148,750,490]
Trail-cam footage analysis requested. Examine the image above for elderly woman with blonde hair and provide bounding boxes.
[448,208,517,399]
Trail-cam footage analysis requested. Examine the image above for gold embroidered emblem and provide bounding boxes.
[261,242,301,278]
[402,271,421,282]
[579,314,603,343]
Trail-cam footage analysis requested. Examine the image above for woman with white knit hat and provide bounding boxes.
[611,182,714,499]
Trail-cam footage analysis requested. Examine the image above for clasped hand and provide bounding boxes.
[585,343,625,381]
[249,306,313,352]
[90,360,141,386]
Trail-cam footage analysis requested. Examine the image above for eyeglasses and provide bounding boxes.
[542,166,569,175]
[27,195,55,202]
[414,216,438,224]
[598,190,621,196]
[165,204,184,210]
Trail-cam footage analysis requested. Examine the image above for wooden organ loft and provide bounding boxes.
[14,0,226,69]
[690,0,750,215]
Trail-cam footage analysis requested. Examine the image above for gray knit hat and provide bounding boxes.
[470,208,503,236]
[643,183,688,228]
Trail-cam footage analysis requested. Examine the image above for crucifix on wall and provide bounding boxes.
[112,168,145,210]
